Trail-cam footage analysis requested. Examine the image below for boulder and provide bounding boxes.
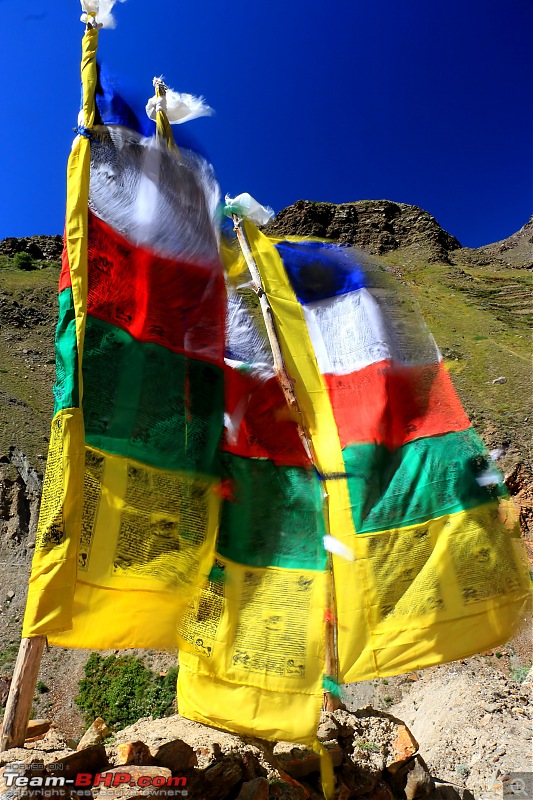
[114,741,154,767]
[25,719,51,740]
[93,764,173,800]
[47,743,109,779]
[77,718,109,750]
[151,738,197,771]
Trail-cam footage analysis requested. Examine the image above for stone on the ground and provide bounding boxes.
[404,755,435,799]
[387,723,419,772]
[77,717,109,750]
[151,738,197,771]
[0,707,484,799]
[47,743,108,778]
[25,719,51,740]
[204,755,243,789]
[93,764,173,800]
[114,740,154,767]
[268,771,311,799]
[316,718,337,742]
[273,741,343,779]
[428,785,473,800]
[340,761,377,796]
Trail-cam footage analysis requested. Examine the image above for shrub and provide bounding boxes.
[511,664,532,683]
[14,252,36,271]
[75,653,178,730]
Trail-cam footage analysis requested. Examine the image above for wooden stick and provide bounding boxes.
[232,216,342,711]
[153,78,181,157]
[0,636,47,751]
[233,220,301,403]
[322,492,341,712]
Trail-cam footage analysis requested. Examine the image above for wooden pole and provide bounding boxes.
[232,216,342,711]
[233,219,306,424]
[322,495,341,712]
[0,636,47,751]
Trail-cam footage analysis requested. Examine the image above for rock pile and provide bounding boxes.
[0,708,476,799]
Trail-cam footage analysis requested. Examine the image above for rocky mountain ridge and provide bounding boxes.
[477,216,533,268]
[265,200,462,263]
[2,202,531,269]
[264,200,532,269]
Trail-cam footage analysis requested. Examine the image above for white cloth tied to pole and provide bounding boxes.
[224,193,275,226]
[80,0,126,29]
[146,87,213,125]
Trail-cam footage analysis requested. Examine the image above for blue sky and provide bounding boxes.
[0,0,531,247]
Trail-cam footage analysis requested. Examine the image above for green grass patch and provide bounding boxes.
[0,255,60,272]
[75,653,178,731]
[0,643,20,671]
[355,741,379,752]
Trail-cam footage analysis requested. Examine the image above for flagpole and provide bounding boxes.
[0,637,47,751]
[232,216,309,453]
[152,78,178,151]
[232,215,342,712]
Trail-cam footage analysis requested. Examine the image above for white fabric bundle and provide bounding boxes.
[80,0,126,29]
[224,193,275,226]
[146,86,213,125]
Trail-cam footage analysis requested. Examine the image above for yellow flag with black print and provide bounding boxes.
[23,28,225,650]
[178,221,530,775]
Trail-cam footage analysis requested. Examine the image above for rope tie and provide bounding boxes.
[74,125,93,140]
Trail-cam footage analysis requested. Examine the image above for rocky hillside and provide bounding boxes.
[265,200,532,269]
[0,234,63,263]
[265,199,462,262]
[477,217,533,269]
[0,202,531,798]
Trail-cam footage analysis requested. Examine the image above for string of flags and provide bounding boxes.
[21,4,531,798]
